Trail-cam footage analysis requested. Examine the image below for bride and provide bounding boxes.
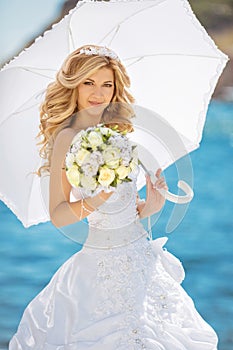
[9,45,218,349]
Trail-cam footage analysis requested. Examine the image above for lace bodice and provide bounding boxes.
[71,169,147,248]
[88,180,137,228]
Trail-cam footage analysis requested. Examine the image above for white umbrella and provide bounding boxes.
[0,0,228,228]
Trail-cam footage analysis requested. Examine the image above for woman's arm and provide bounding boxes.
[137,169,168,219]
[49,128,112,228]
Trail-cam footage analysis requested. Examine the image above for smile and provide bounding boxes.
[89,101,103,106]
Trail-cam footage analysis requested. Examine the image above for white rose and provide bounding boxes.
[87,131,103,149]
[103,146,121,169]
[80,174,97,191]
[66,165,80,188]
[75,149,91,166]
[65,153,75,168]
[116,165,131,180]
[98,167,115,187]
[130,157,139,171]
[100,126,111,136]
[72,130,85,144]
[100,143,107,151]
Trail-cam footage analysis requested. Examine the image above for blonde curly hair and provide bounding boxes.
[37,44,135,176]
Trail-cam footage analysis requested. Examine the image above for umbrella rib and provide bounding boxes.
[95,1,166,46]
[69,25,76,52]
[67,1,87,52]
[2,66,56,79]
[104,25,120,47]
[0,91,45,128]
[124,53,223,67]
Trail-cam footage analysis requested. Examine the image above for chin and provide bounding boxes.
[86,104,107,117]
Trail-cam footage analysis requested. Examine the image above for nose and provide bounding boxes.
[92,86,104,98]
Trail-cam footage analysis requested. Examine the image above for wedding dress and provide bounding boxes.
[9,170,218,350]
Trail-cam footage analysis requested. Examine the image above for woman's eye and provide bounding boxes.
[83,82,113,87]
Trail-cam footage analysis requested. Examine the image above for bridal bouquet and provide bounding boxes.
[65,124,138,195]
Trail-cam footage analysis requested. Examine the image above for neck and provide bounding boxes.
[72,108,103,131]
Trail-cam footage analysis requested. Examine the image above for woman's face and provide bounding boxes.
[77,67,115,116]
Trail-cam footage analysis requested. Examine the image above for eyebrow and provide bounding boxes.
[85,78,114,83]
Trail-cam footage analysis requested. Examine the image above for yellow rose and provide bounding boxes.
[103,147,120,169]
[75,149,90,166]
[98,167,115,187]
[80,174,97,191]
[130,157,139,172]
[100,143,107,150]
[87,131,103,148]
[66,165,80,188]
[116,165,131,180]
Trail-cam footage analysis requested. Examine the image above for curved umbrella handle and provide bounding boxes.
[140,162,194,204]
[156,180,194,204]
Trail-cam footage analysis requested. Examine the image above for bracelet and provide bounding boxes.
[81,199,93,213]
[79,198,93,220]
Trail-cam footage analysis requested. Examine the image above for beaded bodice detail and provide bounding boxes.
[86,171,146,248]
[88,180,138,229]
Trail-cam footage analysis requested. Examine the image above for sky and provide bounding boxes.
[0,0,66,66]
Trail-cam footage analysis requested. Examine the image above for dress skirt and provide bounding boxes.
[9,234,218,350]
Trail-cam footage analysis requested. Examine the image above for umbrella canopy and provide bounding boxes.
[0,0,228,228]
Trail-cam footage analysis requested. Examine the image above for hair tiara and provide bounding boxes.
[79,46,120,61]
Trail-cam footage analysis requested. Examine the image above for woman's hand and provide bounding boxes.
[138,168,168,219]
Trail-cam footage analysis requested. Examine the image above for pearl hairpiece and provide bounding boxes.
[79,46,120,61]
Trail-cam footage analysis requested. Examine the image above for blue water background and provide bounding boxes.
[0,100,232,349]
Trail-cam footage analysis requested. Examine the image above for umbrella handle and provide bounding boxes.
[147,170,194,204]
[157,180,193,204]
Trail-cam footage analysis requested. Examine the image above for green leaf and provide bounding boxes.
[123,177,132,182]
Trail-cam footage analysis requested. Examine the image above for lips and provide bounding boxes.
[89,101,103,106]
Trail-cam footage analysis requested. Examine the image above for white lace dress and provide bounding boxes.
[9,175,218,350]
